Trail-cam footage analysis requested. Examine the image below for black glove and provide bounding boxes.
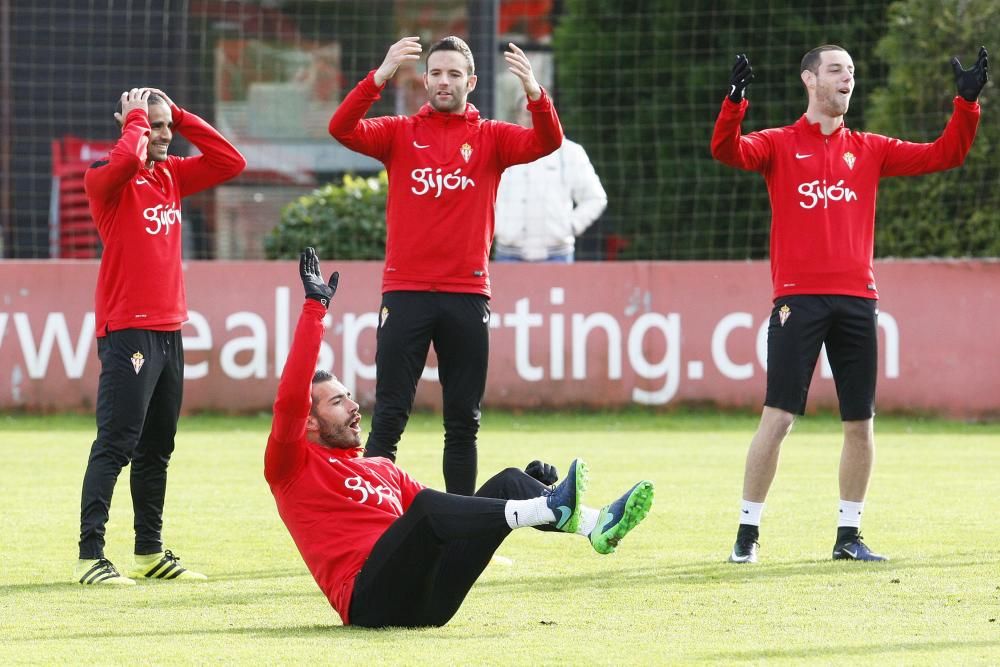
[525,460,558,486]
[299,247,339,308]
[952,46,989,102]
[728,53,754,103]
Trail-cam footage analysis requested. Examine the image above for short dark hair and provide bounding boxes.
[427,36,475,75]
[800,45,847,74]
[115,91,167,117]
[312,370,336,384]
[310,370,337,416]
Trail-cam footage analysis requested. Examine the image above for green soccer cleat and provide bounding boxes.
[544,458,588,533]
[129,550,207,580]
[74,558,136,585]
[589,481,654,555]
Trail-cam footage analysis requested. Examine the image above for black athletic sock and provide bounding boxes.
[736,523,759,543]
[836,526,859,545]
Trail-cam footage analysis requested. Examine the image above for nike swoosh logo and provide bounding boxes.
[795,153,812,159]
[595,510,614,535]
[482,313,490,323]
[135,178,148,185]
[741,509,750,514]
[554,505,571,529]
[841,548,858,558]
[413,141,430,149]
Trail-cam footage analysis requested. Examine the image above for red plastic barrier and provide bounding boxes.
[50,136,115,258]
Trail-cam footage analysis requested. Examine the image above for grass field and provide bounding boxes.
[1,410,999,665]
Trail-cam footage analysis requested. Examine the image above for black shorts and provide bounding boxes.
[764,295,877,421]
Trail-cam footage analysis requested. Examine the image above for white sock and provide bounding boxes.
[739,500,764,526]
[576,506,599,537]
[504,498,556,529]
[838,499,864,529]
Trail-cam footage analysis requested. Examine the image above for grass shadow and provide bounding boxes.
[702,638,1000,662]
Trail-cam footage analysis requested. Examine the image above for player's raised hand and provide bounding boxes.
[952,46,989,102]
[728,54,754,103]
[114,88,151,125]
[374,36,422,87]
[299,247,339,309]
[504,43,542,101]
[144,87,175,108]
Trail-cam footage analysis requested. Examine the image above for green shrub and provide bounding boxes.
[265,171,388,260]
[866,0,1000,257]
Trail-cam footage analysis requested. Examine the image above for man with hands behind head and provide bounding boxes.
[711,46,986,564]
[264,248,654,628]
[329,36,563,496]
[74,87,245,585]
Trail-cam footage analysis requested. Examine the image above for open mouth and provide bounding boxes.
[349,414,361,433]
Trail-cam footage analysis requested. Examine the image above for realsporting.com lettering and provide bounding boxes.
[410,167,475,198]
[797,179,858,209]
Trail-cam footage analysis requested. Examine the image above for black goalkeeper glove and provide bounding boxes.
[299,247,339,308]
[728,53,754,103]
[525,460,559,486]
[952,46,989,102]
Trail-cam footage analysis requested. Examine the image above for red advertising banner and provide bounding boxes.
[0,260,996,418]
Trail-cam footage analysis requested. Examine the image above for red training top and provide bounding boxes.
[711,96,980,300]
[85,105,246,335]
[264,299,426,625]
[329,71,563,297]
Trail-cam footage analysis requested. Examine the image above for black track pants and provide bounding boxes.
[364,291,490,495]
[78,329,183,559]
[348,468,546,628]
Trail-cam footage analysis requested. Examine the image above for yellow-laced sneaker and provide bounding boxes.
[74,558,136,585]
[129,550,207,580]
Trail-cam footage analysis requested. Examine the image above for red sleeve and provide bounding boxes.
[328,70,400,162]
[167,105,246,197]
[395,467,427,511]
[494,87,564,168]
[264,299,327,485]
[83,109,149,202]
[710,97,773,172]
[879,97,980,177]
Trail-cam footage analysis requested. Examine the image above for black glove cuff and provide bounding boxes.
[305,293,330,308]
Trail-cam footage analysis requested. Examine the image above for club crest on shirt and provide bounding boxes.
[380,306,389,327]
[131,352,145,374]
[778,304,791,327]
[843,151,856,170]
[460,142,473,163]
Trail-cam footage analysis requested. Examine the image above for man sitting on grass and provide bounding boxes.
[264,248,655,628]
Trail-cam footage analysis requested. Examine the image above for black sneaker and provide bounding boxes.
[74,558,136,585]
[832,534,887,561]
[728,536,759,563]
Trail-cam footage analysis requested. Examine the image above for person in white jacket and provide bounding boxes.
[494,98,607,262]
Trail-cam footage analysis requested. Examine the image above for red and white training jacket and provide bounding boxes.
[711,96,979,300]
[329,71,563,297]
[85,106,245,335]
[264,299,426,625]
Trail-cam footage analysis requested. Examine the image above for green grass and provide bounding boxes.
[2,410,999,665]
